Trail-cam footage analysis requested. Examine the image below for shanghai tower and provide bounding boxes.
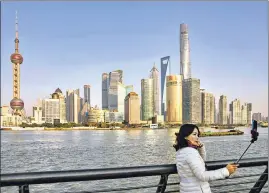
[180,23,191,79]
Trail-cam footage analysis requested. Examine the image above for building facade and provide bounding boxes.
[150,64,160,116]
[166,75,183,123]
[180,23,191,80]
[124,92,140,124]
[160,56,170,117]
[218,95,228,125]
[141,78,154,121]
[182,78,201,124]
[32,106,43,124]
[247,103,252,124]
[84,85,91,107]
[229,99,241,125]
[102,73,109,110]
[44,99,60,124]
[66,89,80,123]
[201,90,215,124]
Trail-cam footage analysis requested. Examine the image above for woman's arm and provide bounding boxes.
[186,149,229,182]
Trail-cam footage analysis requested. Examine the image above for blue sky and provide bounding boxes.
[1,2,268,116]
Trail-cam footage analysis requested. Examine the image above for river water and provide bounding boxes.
[1,127,268,193]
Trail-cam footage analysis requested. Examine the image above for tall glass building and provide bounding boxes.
[160,56,170,118]
[84,85,91,107]
[102,73,109,110]
[166,75,183,123]
[183,78,201,124]
[218,95,228,125]
[141,78,154,121]
[180,23,191,80]
[150,64,160,116]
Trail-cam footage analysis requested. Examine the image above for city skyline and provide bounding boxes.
[2,2,268,116]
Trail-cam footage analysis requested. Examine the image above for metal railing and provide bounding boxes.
[1,157,267,193]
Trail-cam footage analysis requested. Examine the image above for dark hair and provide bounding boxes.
[173,124,200,151]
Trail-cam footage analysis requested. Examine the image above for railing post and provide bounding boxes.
[156,174,169,193]
[249,166,268,193]
[19,185,29,193]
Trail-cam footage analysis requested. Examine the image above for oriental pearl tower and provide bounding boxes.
[10,11,24,116]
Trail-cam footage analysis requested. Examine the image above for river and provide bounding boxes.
[1,127,268,193]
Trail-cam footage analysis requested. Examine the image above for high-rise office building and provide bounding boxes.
[141,78,154,121]
[166,75,183,123]
[84,85,91,107]
[160,56,171,117]
[183,78,201,124]
[51,88,66,123]
[108,70,124,111]
[150,63,160,116]
[32,106,43,124]
[102,73,109,110]
[201,90,215,124]
[229,99,241,125]
[43,99,60,124]
[247,103,252,124]
[117,82,126,117]
[66,89,80,123]
[124,92,140,124]
[241,103,248,125]
[219,95,228,125]
[180,23,191,80]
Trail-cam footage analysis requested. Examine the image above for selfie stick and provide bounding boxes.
[234,120,259,164]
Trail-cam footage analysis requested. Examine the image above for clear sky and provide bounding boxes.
[1,1,268,116]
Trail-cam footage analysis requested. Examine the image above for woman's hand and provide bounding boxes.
[226,163,239,175]
[189,140,204,148]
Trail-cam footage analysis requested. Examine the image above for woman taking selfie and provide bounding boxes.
[174,124,238,193]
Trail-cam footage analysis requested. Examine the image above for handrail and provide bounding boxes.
[1,157,267,187]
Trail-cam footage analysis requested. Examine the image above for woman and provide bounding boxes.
[174,124,238,193]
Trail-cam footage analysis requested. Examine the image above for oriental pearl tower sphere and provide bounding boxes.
[10,11,24,116]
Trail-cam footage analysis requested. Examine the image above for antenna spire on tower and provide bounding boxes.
[15,10,18,39]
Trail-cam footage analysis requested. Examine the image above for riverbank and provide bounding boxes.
[1,126,246,137]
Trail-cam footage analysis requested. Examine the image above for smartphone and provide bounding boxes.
[251,120,259,142]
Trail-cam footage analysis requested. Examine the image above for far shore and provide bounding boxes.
[1,126,248,131]
[1,126,249,137]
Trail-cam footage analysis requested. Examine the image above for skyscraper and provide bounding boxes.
[150,63,160,115]
[241,103,248,125]
[102,73,109,110]
[160,56,171,117]
[201,90,215,124]
[124,92,140,124]
[229,99,241,125]
[180,23,191,80]
[141,78,154,121]
[183,78,201,124]
[166,75,183,123]
[219,95,228,125]
[66,89,80,123]
[108,70,124,111]
[84,85,91,107]
[247,103,252,124]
